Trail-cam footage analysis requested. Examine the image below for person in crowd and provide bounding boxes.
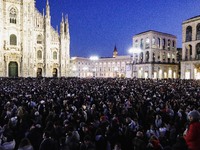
[147,135,163,150]
[0,77,199,149]
[79,135,95,150]
[183,110,200,150]
[39,131,58,150]
[132,131,146,150]
[17,138,34,150]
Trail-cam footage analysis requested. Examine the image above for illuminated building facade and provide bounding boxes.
[129,30,178,79]
[0,0,70,77]
[70,47,130,78]
[181,16,200,79]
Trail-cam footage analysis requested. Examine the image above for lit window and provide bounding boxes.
[168,39,171,50]
[145,38,150,49]
[152,37,156,45]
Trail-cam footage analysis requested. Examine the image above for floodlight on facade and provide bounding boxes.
[89,56,99,61]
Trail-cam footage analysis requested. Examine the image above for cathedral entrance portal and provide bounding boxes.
[53,68,58,77]
[37,68,42,77]
[9,62,18,77]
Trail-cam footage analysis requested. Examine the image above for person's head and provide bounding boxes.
[83,135,91,145]
[136,131,143,138]
[188,110,200,122]
[19,138,31,147]
[125,117,131,124]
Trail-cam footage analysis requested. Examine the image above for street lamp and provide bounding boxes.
[89,55,99,77]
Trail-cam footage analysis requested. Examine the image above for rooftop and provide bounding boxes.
[186,15,200,21]
[134,30,176,38]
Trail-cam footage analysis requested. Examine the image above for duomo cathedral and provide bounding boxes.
[0,0,70,77]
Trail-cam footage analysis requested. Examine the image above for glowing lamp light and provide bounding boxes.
[128,48,141,54]
[89,56,99,61]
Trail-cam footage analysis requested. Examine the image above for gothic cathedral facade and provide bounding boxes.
[0,0,70,77]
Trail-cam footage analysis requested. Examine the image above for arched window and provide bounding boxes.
[158,54,160,62]
[185,47,188,60]
[10,34,17,45]
[145,37,150,49]
[163,52,166,62]
[158,38,161,49]
[140,52,143,63]
[140,39,144,49]
[37,50,42,59]
[172,54,175,63]
[135,40,138,48]
[189,45,192,60]
[186,26,192,42]
[196,24,200,40]
[152,37,156,48]
[162,39,166,49]
[196,43,200,60]
[37,35,42,44]
[167,53,171,63]
[172,40,175,50]
[9,8,17,24]
[153,53,155,62]
[53,51,57,60]
[168,39,171,50]
[145,51,149,62]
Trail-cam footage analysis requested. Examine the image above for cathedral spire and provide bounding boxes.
[46,0,50,17]
[60,14,65,36]
[65,14,69,37]
[113,45,118,58]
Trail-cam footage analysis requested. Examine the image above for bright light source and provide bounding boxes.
[89,56,99,61]
[83,66,88,71]
[146,38,150,43]
[71,57,77,60]
[114,66,118,71]
[128,48,134,54]
[128,47,141,54]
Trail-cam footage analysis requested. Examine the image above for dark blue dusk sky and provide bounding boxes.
[36,0,200,57]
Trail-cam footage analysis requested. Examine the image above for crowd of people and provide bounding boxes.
[0,77,199,150]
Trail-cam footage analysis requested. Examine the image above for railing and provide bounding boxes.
[133,61,178,65]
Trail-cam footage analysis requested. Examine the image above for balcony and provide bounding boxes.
[133,61,178,65]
